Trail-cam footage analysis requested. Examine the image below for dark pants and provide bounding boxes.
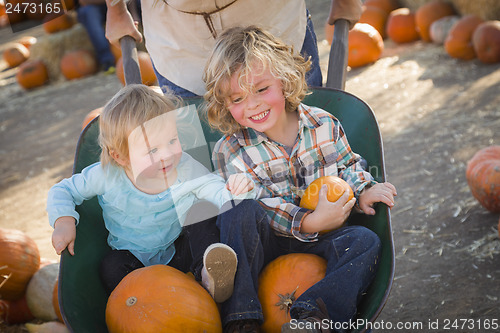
[217,200,381,332]
[99,201,220,294]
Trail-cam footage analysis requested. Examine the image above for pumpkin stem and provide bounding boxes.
[0,272,12,290]
[126,296,138,307]
[275,286,299,314]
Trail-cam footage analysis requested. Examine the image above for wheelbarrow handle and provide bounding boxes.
[326,19,349,90]
[119,35,142,85]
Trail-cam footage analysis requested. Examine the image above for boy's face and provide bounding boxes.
[225,62,287,136]
[127,112,182,191]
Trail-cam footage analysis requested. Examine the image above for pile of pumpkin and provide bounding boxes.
[465,146,500,238]
[0,228,68,332]
[325,0,500,68]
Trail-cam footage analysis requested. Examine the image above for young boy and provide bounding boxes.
[203,26,397,332]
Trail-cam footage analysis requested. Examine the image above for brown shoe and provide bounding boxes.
[225,319,261,333]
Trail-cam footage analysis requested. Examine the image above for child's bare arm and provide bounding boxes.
[52,217,77,256]
[301,186,356,233]
[358,182,397,215]
[226,174,254,196]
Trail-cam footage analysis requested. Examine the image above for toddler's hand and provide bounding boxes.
[358,182,397,215]
[52,217,77,256]
[226,174,254,196]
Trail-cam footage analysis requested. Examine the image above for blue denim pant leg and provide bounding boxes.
[302,10,323,88]
[289,226,381,331]
[152,61,199,98]
[77,5,115,67]
[216,200,286,326]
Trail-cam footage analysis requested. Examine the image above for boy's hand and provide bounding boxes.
[226,174,254,196]
[52,217,77,256]
[302,185,356,233]
[358,182,397,215]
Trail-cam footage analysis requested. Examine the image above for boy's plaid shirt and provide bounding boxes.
[212,103,377,242]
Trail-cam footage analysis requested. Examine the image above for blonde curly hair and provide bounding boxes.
[98,84,182,167]
[203,25,311,136]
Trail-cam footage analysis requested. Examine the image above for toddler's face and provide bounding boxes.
[127,112,182,190]
[225,61,286,136]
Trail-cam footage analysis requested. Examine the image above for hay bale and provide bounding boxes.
[399,0,500,20]
[29,23,94,81]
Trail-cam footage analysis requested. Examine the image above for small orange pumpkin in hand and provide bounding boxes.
[300,176,354,210]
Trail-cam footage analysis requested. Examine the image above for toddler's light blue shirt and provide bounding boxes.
[47,153,253,266]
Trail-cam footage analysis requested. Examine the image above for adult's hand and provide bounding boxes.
[327,0,363,29]
[105,0,142,46]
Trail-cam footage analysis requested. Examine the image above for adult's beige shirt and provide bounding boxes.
[142,0,307,95]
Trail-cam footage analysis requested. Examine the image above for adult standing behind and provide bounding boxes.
[104,0,362,97]
[75,0,117,73]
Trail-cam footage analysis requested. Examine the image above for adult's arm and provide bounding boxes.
[105,0,142,46]
[327,0,363,29]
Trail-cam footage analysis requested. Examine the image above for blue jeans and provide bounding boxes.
[77,5,115,68]
[153,10,323,97]
[217,200,381,331]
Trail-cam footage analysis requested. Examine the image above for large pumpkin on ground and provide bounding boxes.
[42,13,74,34]
[347,23,384,68]
[258,254,327,333]
[359,5,388,39]
[26,263,59,321]
[105,265,222,333]
[81,107,102,131]
[3,42,30,68]
[386,8,419,44]
[415,0,456,42]
[444,15,484,60]
[116,51,157,86]
[465,146,500,213]
[472,20,500,64]
[0,228,41,301]
[0,295,35,324]
[363,0,399,15]
[16,59,49,89]
[60,50,98,80]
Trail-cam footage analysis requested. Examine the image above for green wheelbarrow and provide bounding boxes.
[57,19,394,333]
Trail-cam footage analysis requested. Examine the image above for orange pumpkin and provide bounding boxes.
[347,23,384,68]
[324,21,334,45]
[17,36,37,50]
[3,42,30,68]
[359,5,388,39]
[60,50,98,80]
[81,107,102,131]
[16,59,49,90]
[465,146,500,213]
[386,8,419,43]
[42,13,74,34]
[0,294,35,324]
[0,228,41,301]
[472,20,500,64]
[300,176,354,210]
[363,0,399,15]
[105,265,222,333]
[25,0,47,20]
[258,254,327,333]
[115,51,157,86]
[444,15,484,60]
[415,0,456,42]
[53,280,63,322]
